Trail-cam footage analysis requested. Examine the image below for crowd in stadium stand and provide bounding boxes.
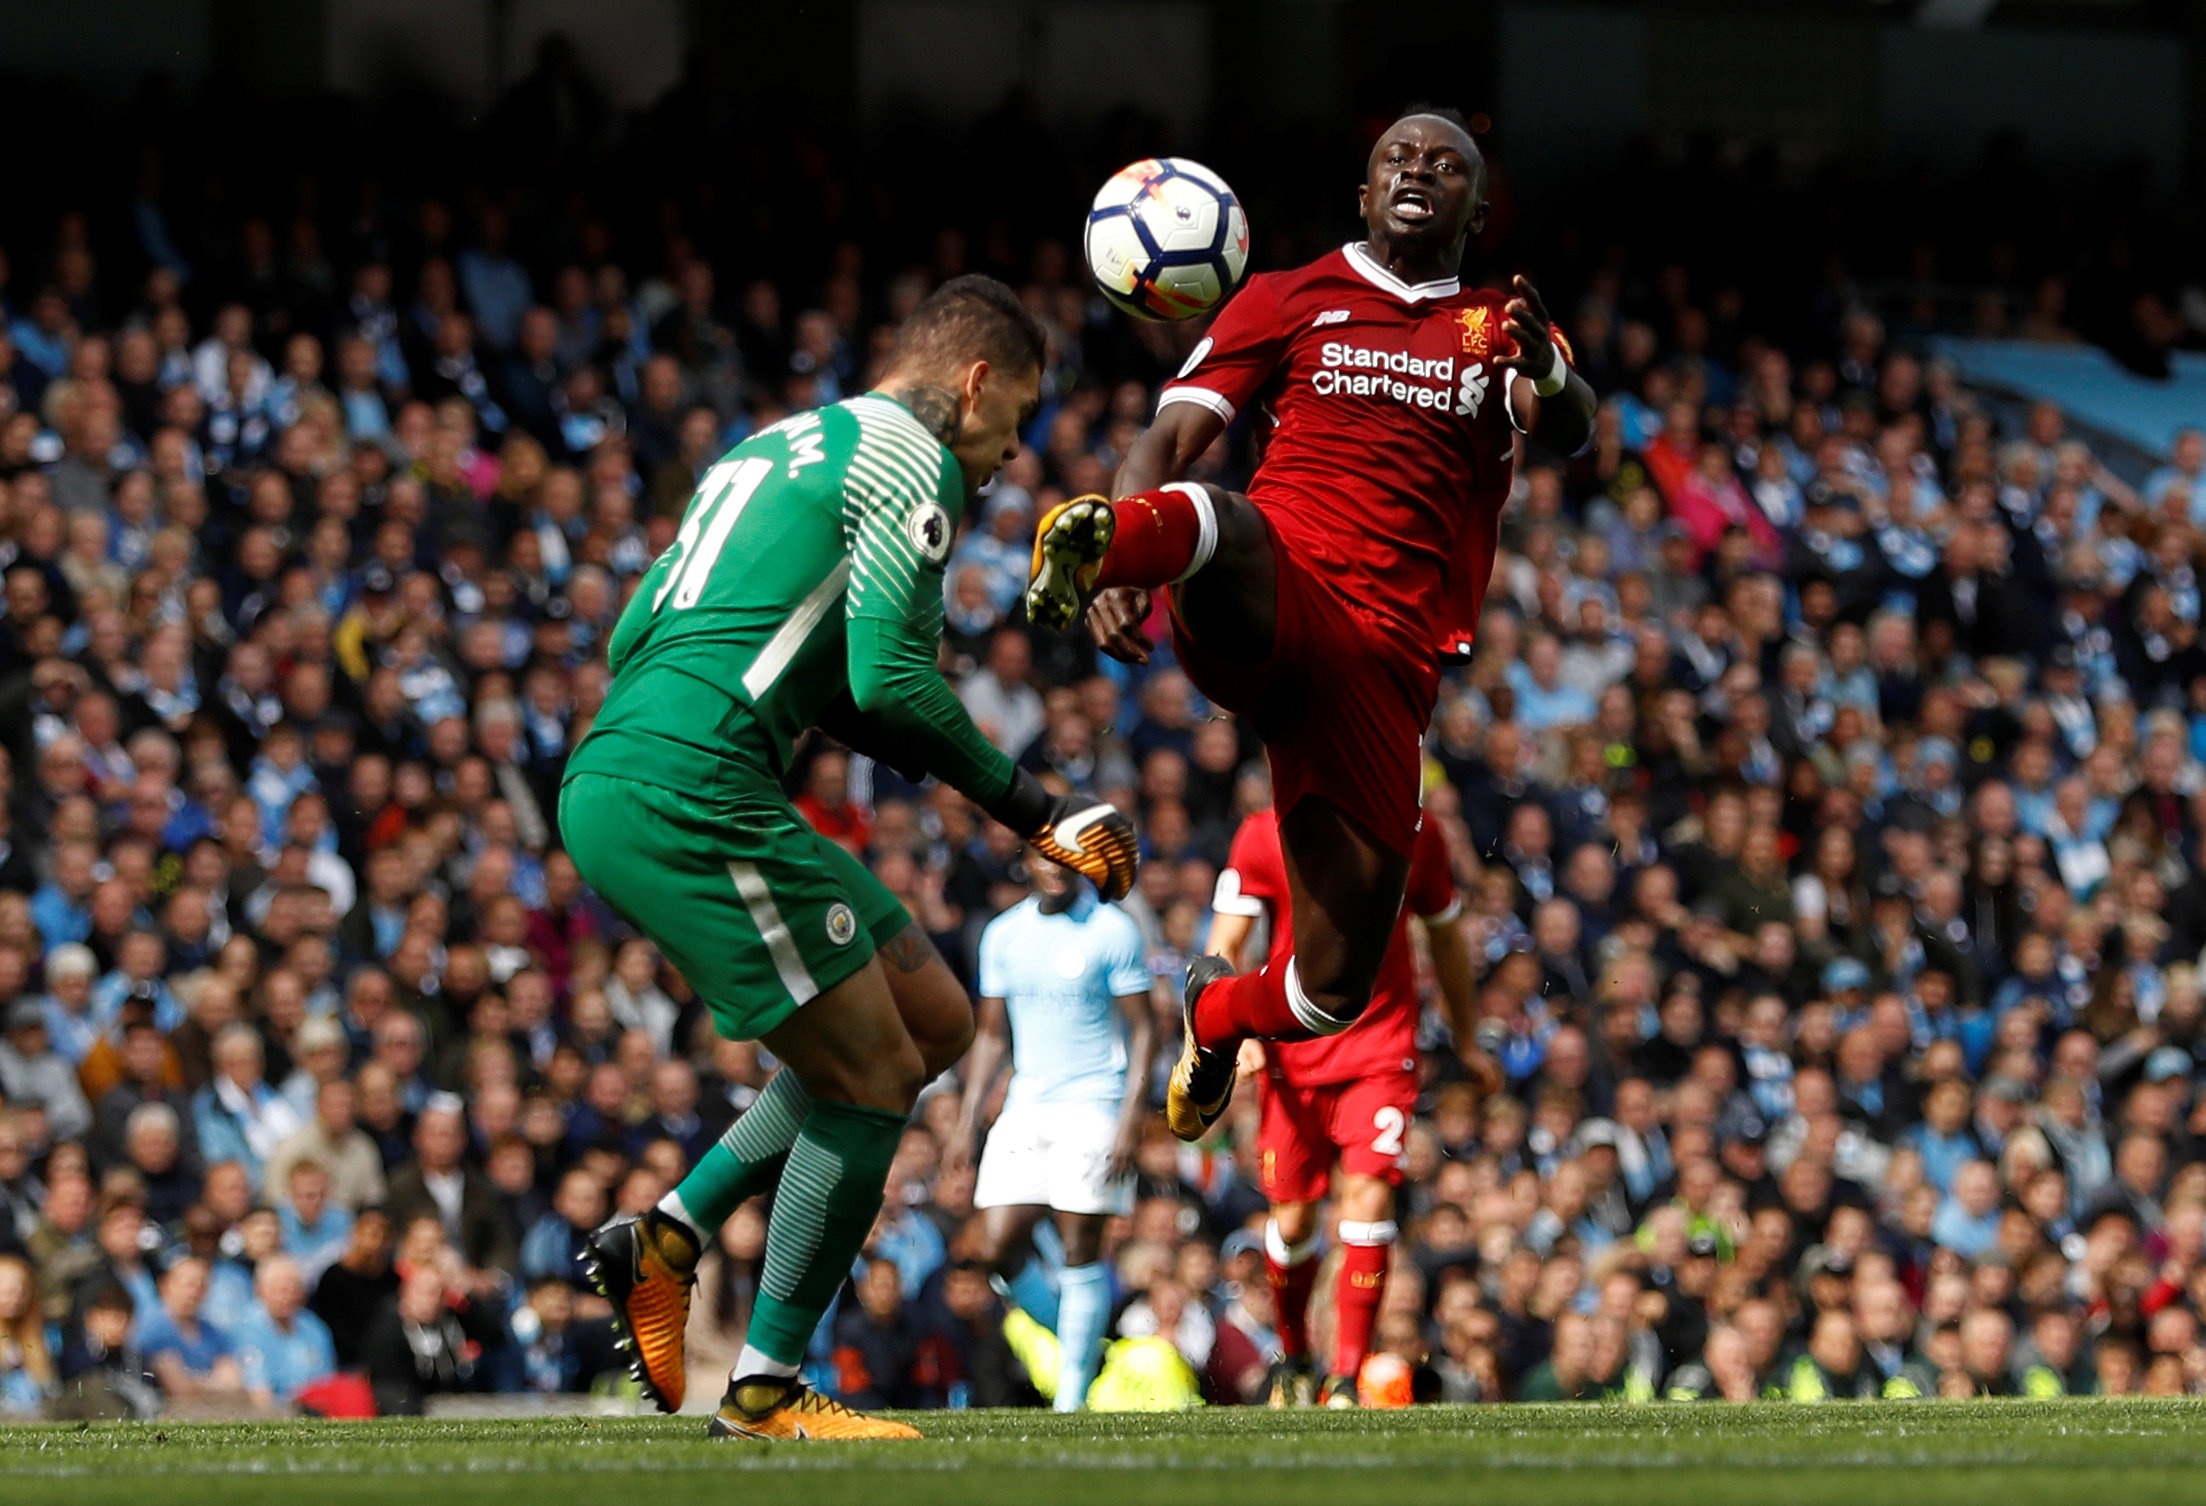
[3,61,2206,1415]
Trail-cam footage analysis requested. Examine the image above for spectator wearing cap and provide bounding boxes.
[1972,1076,2032,1161]
[1823,955,1873,1012]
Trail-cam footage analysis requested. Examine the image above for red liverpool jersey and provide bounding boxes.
[1213,806,1460,1085]
[1159,242,1525,657]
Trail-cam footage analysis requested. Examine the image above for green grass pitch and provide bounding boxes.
[6,1400,2206,1505]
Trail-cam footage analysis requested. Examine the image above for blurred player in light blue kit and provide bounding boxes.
[955,844,1156,1411]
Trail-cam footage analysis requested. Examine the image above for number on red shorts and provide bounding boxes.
[1372,1105,1406,1158]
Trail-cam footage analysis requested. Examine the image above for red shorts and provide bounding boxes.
[1256,1069,1418,1205]
[1169,541,1435,861]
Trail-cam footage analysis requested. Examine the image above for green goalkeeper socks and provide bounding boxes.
[663,1070,812,1236]
[744,1097,909,1367]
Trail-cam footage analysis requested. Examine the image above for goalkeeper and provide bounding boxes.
[558,275,1138,1442]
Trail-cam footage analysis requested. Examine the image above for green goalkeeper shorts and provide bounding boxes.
[558,770,911,1042]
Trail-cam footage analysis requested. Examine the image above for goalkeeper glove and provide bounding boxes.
[988,768,1140,901]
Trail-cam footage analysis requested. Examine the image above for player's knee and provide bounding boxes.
[880,1040,929,1108]
[1212,487,1266,553]
[1058,1219,1105,1268]
[1337,1175,1395,1224]
[807,1038,928,1112]
[1270,1202,1318,1247]
[1297,968,1375,1028]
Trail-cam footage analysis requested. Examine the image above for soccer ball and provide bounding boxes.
[1084,157,1249,321]
[1357,1351,1415,1408]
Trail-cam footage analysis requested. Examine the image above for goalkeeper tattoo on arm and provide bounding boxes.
[878,921,939,974]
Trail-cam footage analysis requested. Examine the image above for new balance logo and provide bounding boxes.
[1312,309,1351,327]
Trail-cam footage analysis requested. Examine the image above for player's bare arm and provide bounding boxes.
[1421,906,1498,1093]
[1110,989,1156,1177]
[1114,394,1223,496]
[1206,909,1257,971]
[954,995,1011,1170]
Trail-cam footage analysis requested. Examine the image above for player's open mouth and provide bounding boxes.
[1391,188,1434,221]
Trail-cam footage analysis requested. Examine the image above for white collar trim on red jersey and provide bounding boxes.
[1343,241,1460,303]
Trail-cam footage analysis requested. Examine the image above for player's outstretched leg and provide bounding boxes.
[1165,954,1240,1139]
[1027,482,1274,650]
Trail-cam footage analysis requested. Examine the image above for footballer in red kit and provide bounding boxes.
[1026,109,1596,1141]
[1209,805,1476,1405]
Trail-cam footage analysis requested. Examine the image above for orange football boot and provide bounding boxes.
[1025,494,1114,632]
[707,1377,922,1441]
[583,1209,699,1412]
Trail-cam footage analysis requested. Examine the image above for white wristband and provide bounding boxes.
[1532,340,1568,398]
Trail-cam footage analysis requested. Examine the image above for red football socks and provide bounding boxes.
[1332,1228,1394,1380]
[1266,1227,1319,1361]
[1192,964,1304,1048]
[1096,486,1206,589]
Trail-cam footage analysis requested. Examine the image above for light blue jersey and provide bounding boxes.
[976,892,1149,1113]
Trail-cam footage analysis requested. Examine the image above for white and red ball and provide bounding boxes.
[1084,157,1249,321]
[1357,1351,1416,1408]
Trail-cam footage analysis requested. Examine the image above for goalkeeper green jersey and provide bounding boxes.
[565,392,1015,807]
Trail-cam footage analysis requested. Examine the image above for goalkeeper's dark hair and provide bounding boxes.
[889,274,1048,378]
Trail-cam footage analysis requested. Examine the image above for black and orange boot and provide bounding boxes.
[583,1210,700,1413]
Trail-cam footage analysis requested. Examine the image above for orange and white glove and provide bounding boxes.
[990,769,1140,901]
